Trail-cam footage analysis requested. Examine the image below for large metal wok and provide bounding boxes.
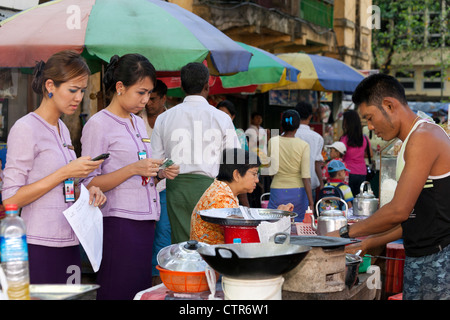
[197,242,311,280]
[198,207,297,226]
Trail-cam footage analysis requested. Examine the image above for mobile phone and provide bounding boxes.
[92,153,110,161]
[160,158,174,169]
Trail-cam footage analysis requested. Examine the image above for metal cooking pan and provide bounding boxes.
[289,235,360,248]
[198,207,297,226]
[197,242,311,280]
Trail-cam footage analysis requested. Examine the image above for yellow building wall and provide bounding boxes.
[168,0,193,11]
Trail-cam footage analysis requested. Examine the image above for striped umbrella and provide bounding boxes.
[0,0,251,75]
[218,42,300,91]
[267,53,365,93]
[161,42,301,96]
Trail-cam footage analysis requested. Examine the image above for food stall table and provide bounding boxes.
[135,269,380,300]
[283,270,381,300]
[134,282,223,300]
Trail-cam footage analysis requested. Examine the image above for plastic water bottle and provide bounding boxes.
[0,204,30,300]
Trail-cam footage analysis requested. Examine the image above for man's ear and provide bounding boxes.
[381,97,399,114]
[203,82,210,94]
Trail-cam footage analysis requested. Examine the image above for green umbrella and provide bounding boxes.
[161,42,301,96]
[0,0,251,75]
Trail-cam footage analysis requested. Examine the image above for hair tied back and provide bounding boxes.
[103,55,120,91]
[31,60,46,94]
[285,116,293,125]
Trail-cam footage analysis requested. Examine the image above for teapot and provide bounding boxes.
[312,197,348,236]
[353,181,379,217]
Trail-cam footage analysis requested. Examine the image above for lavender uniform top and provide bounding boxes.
[2,113,79,247]
[81,109,160,221]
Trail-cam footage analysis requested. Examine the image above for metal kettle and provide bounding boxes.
[353,181,379,217]
[312,197,348,235]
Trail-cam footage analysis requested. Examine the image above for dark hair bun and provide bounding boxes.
[103,55,120,92]
[281,109,300,132]
[103,54,156,97]
[31,60,46,94]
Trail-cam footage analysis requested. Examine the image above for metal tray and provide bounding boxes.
[30,284,99,300]
[199,207,297,226]
[289,235,360,248]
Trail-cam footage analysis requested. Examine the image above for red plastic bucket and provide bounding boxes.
[223,225,260,244]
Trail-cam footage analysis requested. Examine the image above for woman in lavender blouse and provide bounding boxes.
[2,51,106,284]
[81,54,179,300]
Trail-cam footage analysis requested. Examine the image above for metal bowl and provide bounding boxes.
[198,207,297,226]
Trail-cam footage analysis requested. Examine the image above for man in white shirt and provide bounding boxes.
[245,112,270,203]
[245,112,268,158]
[151,62,240,243]
[140,79,168,139]
[295,102,324,196]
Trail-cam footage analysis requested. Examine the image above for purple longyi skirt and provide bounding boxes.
[28,244,81,284]
[96,217,155,300]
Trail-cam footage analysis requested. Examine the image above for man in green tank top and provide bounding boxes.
[329,74,450,300]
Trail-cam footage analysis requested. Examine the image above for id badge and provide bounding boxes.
[138,150,147,160]
[64,179,75,203]
[138,150,150,185]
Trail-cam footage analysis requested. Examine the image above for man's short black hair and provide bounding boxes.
[153,79,168,98]
[295,101,313,120]
[352,73,408,108]
[217,148,261,183]
[181,62,209,95]
[250,112,262,119]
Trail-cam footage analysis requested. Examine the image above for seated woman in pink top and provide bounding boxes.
[339,110,372,196]
[2,51,106,285]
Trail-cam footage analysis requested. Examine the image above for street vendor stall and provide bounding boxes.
[135,207,382,301]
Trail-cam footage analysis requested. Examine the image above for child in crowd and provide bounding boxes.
[325,160,354,208]
[322,141,349,184]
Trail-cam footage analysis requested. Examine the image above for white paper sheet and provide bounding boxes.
[63,185,103,272]
[239,206,268,220]
[256,216,291,243]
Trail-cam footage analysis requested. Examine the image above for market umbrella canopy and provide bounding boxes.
[273,53,365,93]
[219,42,300,91]
[0,0,252,75]
[160,42,301,96]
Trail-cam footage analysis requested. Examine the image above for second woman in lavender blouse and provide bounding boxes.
[81,54,179,300]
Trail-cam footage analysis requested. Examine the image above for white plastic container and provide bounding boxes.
[222,276,284,300]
